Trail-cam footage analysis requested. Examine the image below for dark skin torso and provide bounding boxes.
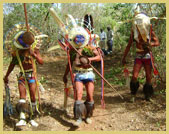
[74,47,100,69]
[19,48,43,70]
[63,46,101,83]
[18,49,33,70]
[122,25,160,64]
[63,46,101,101]
[4,47,43,102]
[4,47,43,83]
[122,25,160,84]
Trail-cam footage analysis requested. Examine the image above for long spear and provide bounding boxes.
[60,35,124,100]
[49,7,123,99]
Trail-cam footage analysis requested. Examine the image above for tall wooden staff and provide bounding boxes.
[24,3,41,113]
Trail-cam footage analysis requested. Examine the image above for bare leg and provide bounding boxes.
[132,62,142,82]
[84,81,94,124]
[18,82,26,100]
[144,64,152,84]
[29,83,36,102]
[75,81,84,100]
[143,63,153,100]
[85,81,94,102]
[73,81,85,126]
[130,61,142,102]
[29,82,39,127]
[16,82,27,126]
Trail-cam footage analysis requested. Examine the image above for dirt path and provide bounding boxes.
[3,51,166,131]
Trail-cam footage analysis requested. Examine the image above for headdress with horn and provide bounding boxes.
[133,13,150,43]
[49,8,99,49]
[3,4,48,117]
[4,23,48,54]
[132,4,150,43]
[66,14,90,48]
[49,8,124,110]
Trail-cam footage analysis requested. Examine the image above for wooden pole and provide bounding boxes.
[24,3,29,32]
[61,35,124,100]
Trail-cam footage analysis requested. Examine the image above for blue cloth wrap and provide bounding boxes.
[18,33,29,48]
[75,71,95,84]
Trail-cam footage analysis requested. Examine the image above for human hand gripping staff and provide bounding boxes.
[146,25,163,83]
[136,24,162,82]
[61,34,124,100]
[49,8,123,99]
[122,12,160,102]
[53,9,124,92]
[60,36,101,126]
[48,8,123,127]
[4,31,43,127]
[3,3,47,127]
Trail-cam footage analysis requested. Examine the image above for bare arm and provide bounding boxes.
[30,48,43,65]
[88,48,101,62]
[74,49,82,66]
[122,30,133,65]
[4,58,16,83]
[150,28,160,47]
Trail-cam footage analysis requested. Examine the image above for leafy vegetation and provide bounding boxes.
[3,3,166,91]
[3,4,166,131]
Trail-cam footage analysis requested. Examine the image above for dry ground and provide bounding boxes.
[3,50,166,131]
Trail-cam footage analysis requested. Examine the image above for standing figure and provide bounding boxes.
[106,26,114,54]
[63,45,101,126]
[48,8,103,127]
[122,12,160,102]
[99,28,107,50]
[63,15,101,126]
[4,29,44,127]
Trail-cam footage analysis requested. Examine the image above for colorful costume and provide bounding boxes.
[72,45,97,125]
[49,7,123,126]
[4,20,47,127]
[49,9,104,126]
[122,11,160,101]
